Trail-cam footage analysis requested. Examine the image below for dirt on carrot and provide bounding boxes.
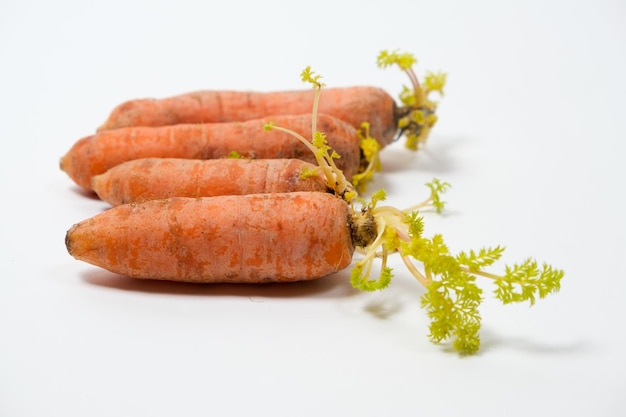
[92,158,330,206]
[60,113,361,191]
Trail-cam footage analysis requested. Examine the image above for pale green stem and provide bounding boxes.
[401,196,437,213]
[308,83,353,197]
[373,197,436,216]
[372,205,408,219]
[268,125,317,154]
[362,256,374,281]
[268,125,335,186]
[405,68,422,107]
[323,151,352,197]
[400,255,431,287]
[458,266,502,280]
[356,152,380,182]
[380,247,389,274]
[311,87,321,139]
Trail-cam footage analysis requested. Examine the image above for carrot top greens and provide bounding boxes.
[267,65,383,195]
[351,187,563,354]
[267,64,563,355]
[265,66,359,201]
[350,122,381,193]
[377,49,447,150]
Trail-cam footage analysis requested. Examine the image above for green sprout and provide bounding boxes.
[299,166,320,180]
[378,49,447,150]
[351,122,382,193]
[265,65,562,355]
[264,67,357,202]
[424,178,451,213]
[350,181,563,354]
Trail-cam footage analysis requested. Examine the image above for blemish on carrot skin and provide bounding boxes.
[215,245,228,256]
[324,240,347,271]
[244,249,264,268]
[228,251,240,269]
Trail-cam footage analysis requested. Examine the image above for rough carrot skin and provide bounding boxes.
[61,113,360,191]
[97,86,398,145]
[92,158,329,206]
[65,192,354,283]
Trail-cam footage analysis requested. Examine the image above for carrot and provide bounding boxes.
[92,158,330,206]
[65,186,563,354]
[98,86,398,145]
[64,62,563,355]
[66,192,355,283]
[97,50,447,151]
[90,78,374,207]
[60,113,360,191]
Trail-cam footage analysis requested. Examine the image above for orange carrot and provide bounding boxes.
[64,60,564,356]
[92,158,329,206]
[97,86,399,146]
[60,113,360,191]
[65,184,563,355]
[65,192,356,283]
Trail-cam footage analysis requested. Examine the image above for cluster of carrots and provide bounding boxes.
[61,51,445,282]
[62,50,563,354]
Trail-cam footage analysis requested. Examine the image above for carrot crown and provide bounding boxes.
[377,49,447,151]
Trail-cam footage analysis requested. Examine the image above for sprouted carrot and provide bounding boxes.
[376,49,446,150]
[97,86,397,143]
[66,67,563,355]
[263,66,378,196]
[91,69,378,206]
[60,113,361,191]
[268,68,562,353]
[347,186,563,354]
[92,158,330,206]
[65,183,563,355]
[97,50,445,151]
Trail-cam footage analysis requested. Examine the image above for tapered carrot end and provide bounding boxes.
[65,225,76,257]
[65,222,93,260]
[97,100,137,132]
[59,135,98,190]
[65,221,98,262]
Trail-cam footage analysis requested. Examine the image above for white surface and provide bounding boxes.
[1,0,625,416]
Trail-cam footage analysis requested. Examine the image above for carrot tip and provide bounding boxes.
[65,228,73,256]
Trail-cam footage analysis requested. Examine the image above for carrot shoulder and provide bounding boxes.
[60,113,360,190]
[97,86,398,146]
[92,158,329,206]
[65,192,354,283]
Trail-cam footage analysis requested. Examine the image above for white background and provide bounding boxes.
[1,0,625,416]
